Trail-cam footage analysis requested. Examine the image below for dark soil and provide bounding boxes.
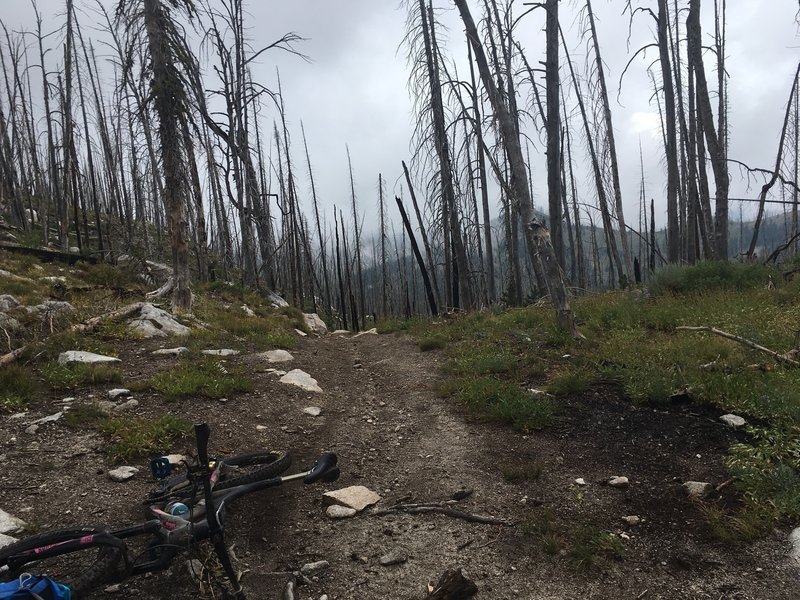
[1,331,797,599]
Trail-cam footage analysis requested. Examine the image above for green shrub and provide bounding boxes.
[42,362,122,390]
[101,415,191,463]
[649,261,774,296]
[136,358,253,399]
[0,365,39,411]
[547,371,591,397]
[459,378,553,431]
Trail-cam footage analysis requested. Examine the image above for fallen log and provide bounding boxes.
[371,503,512,526]
[676,326,800,367]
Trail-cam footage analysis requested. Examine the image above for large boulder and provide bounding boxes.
[128,303,191,338]
[26,300,74,317]
[266,291,288,308]
[0,295,19,312]
[303,313,328,336]
[279,369,323,393]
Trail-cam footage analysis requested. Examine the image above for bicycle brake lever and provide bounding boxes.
[303,452,338,484]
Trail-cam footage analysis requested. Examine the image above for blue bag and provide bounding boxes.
[0,575,71,599]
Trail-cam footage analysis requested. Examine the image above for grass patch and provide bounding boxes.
[569,528,624,571]
[100,415,191,463]
[501,462,544,483]
[546,370,591,397]
[418,334,447,351]
[457,378,553,431]
[135,358,253,399]
[0,365,39,411]
[64,403,108,429]
[649,261,775,295]
[41,362,122,390]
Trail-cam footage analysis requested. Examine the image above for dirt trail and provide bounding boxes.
[1,331,798,599]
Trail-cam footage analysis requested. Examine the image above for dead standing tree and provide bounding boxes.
[116,0,195,311]
[455,0,580,337]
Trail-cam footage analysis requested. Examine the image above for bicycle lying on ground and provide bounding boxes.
[0,422,339,599]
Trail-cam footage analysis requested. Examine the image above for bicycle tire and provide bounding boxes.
[0,527,123,599]
[149,450,291,502]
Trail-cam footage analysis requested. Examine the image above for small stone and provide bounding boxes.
[24,424,38,435]
[108,466,139,482]
[791,527,800,562]
[608,476,629,488]
[378,553,407,567]
[279,369,323,393]
[256,425,268,431]
[332,330,349,335]
[303,406,322,417]
[294,329,308,337]
[241,305,256,317]
[218,398,228,403]
[32,412,63,425]
[108,388,131,399]
[104,584,121,593]
[575,478,587,486]
[0,509,26,534]
[622,515,641,526]
[113,399,139,413]
[323,486,381,512]
[683,481,714,498]
[58,351,120,365]
[261,350,294,363]
[720,414,746,428]
[152,347,189,357]
[62,397,75,403]
[326,505,357,519]
[0,532,17,549]
[320,595,329,600]
[300,560,330,576]
[165,454,187,465]
[201,349,240,357]
[451,489,473,501]
[96,401,117,416]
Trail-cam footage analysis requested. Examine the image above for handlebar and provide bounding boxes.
[303,452,338,484]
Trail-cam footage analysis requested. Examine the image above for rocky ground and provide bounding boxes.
[2,324,799,599]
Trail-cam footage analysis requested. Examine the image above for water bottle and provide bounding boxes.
[166,501,190,518]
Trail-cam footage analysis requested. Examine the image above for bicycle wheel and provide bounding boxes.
[0,527,123,599]
[148,450,291,503]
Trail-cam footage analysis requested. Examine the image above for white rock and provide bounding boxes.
[95,400,117,416]
[108,466,139,482]
[27,300,74,316]
[113,399,139,413]
[152,347,189,356]
[0,509,26,534]
[622,515,641,526]
[303,313,328,336]
[68,246,80,254]
[0,295,19,312]
[608,476,629,488]
[303,406,322,417]
[300,560,330,576]
[279,369,323,393]
[326,505,356,519]
[529,389,554,398]
[332,330,350,335]
[58,351,121,365]
[0,532,17,549]
[108,388,131,399]
[104,584,122,593]
[266,291,289,308]
[241,305,256,317]
[202,349,240,357]
[128,303,191,338]
[165,454,187,466]
[790,527,800,562]
[720,414,746,428]
[575,478,587,486]
[264,368,287,376]
[32,411,63,425]
[683,481,714,498]
[261,350,294,363]
[256,425,268,431]
[353,328,378,338]
[62,397,75,403]
[41,276,67,285]
[323,486,381,512]
[294,328,308,337]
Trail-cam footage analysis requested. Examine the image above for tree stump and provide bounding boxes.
[425,568,478,599]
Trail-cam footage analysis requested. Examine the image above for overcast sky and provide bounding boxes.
[2,0,799,235]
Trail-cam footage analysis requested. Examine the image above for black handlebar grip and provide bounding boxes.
[194,422,211,465]
[304,452,338,484]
